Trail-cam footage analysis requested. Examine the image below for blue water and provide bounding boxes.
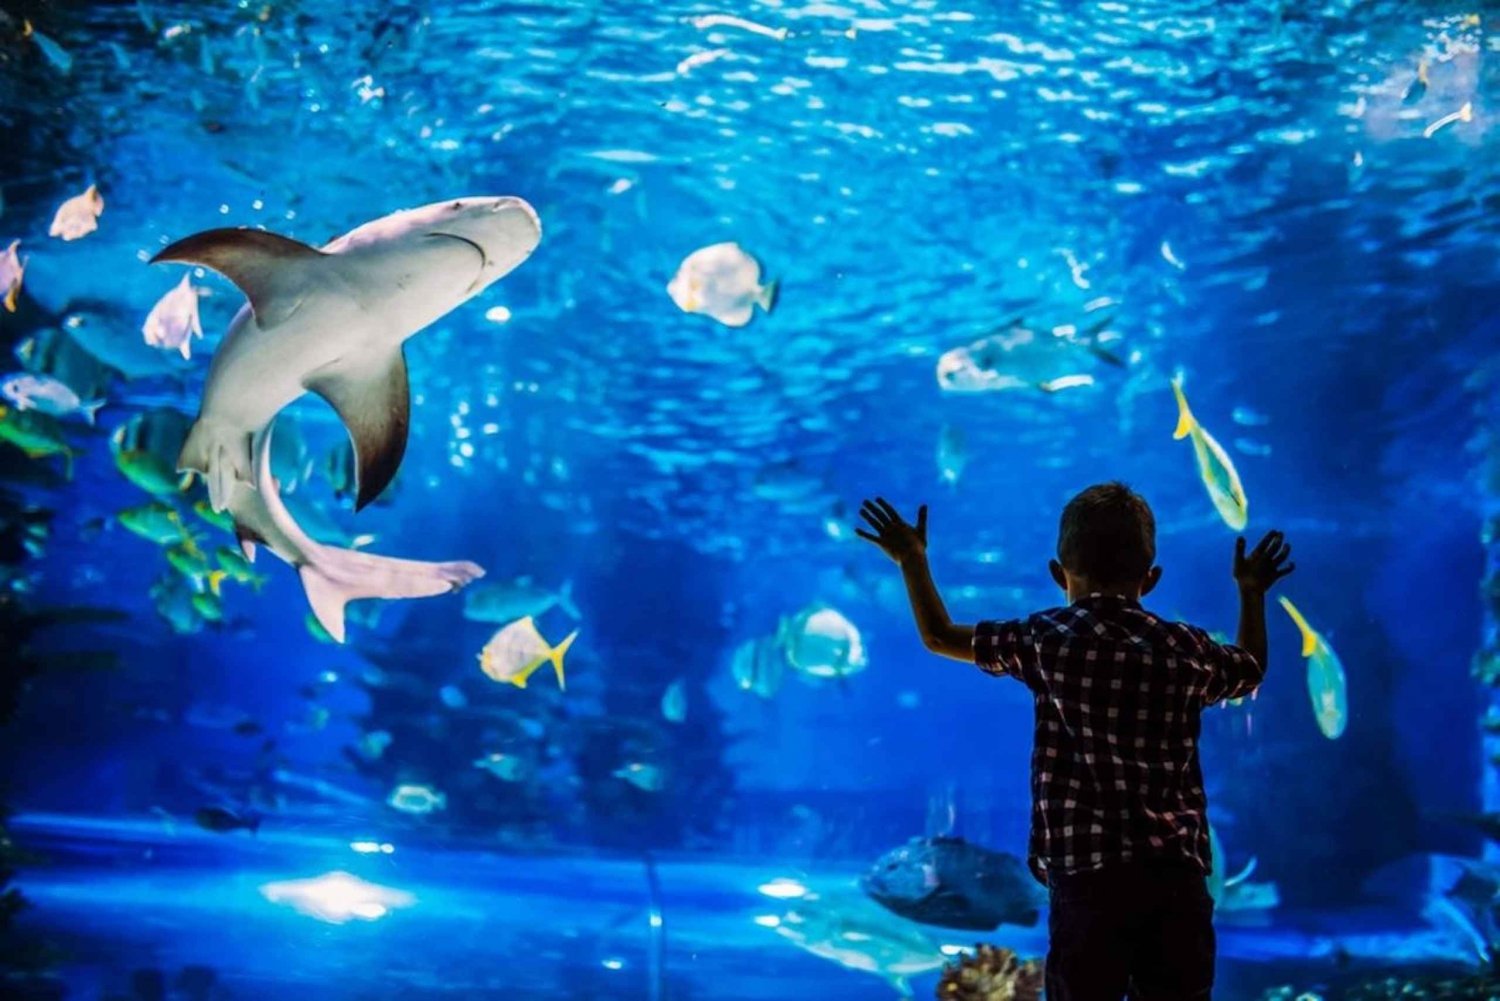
[0,0,1496,998]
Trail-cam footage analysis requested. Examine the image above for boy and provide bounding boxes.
[856,483,1294,1001]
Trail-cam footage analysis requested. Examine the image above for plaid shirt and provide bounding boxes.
[973,594,1263,885]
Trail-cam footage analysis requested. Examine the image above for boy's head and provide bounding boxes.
[1050,482,1162,600]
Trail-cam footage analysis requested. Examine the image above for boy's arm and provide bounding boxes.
[899,553,975,662]
[856,498,974,662]
[1230,529,1295,676]
[1234,587,1269,675]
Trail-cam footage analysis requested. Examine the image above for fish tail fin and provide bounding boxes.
[549,630,577,691]
[1225,855,1258,888]
[299,545,486,645]
[178,339,193,361]
[207,569,228,597]
[557,579,581,620]
[1277,596,1318,656]
[4,281,19,313]
[1170,374,1195,440]
[81,399,105,425]
[179,418,252,513]
[756,279,779,314]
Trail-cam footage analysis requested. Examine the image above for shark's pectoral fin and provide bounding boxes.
[306,348,410,512]
[150,228,322,329]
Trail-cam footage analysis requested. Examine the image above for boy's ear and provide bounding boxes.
[1140,565,1163,597]
[1048,559,1068,591]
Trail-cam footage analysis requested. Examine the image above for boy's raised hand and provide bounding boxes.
[857,497,928,566]
[1234,530,1295,594]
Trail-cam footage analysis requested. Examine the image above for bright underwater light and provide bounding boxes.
[348,841,395,855]
[757,878,809,899]
[259,871,415,925]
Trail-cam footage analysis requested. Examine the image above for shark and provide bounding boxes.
[231,418,483,643]
[151,196,542,512]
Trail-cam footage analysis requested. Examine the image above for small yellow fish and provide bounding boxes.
[477,616,575,690]
[1279,597,1347,740]
[0,240,24,313]
[1171,375,1248,531]
[48,184,104,241]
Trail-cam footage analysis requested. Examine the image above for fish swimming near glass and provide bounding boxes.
[1278,596,1347,740]
[1171,374,1249,531]
[667,241,777,327]
[477,615,575,690]
[142,273,205,360]
[0,239,24,312]
[1,372,104,424]
[936,318,1122,394]
[860,835,1045,932]
[769,890,949,998]
[152,195,541,514]
[48,183,102,241]
[462,577,579,623]
[779,604,867,682]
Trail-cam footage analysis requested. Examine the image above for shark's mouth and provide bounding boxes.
[427,231,489,291]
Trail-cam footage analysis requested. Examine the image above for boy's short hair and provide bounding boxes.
[1057,482,1156,585]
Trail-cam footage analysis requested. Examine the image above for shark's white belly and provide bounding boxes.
[199,299,373,431]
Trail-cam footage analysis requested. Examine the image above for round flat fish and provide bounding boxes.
[667,242,777,327]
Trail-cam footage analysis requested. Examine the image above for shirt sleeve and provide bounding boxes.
[1187,627,1265,705]
[973,619,1033,685]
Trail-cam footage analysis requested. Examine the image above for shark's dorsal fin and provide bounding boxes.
[305,348,410,512]
[151,228,322,328]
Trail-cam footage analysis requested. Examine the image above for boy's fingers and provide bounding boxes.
[858,508,886,532]
[916,505,928,535]
[875,497,902,524]
[1235,537,1246,559]
[1276,562,1296,579]
[854,529,881,545]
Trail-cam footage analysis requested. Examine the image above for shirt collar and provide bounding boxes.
[1073,592,1142,609]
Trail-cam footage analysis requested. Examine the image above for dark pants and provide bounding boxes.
[1045,859,1216,1001]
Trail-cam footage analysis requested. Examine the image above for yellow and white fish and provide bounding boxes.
[1279,596,1347,740]
[667,242,778,327]
[1171,375,1248,531]
[142,273,204,359]
[477,615,575,690]
[0,240,24,312]
[48,184,103,241]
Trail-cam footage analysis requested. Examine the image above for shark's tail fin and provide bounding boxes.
[298,545,485,644]
[179,418,253,513]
